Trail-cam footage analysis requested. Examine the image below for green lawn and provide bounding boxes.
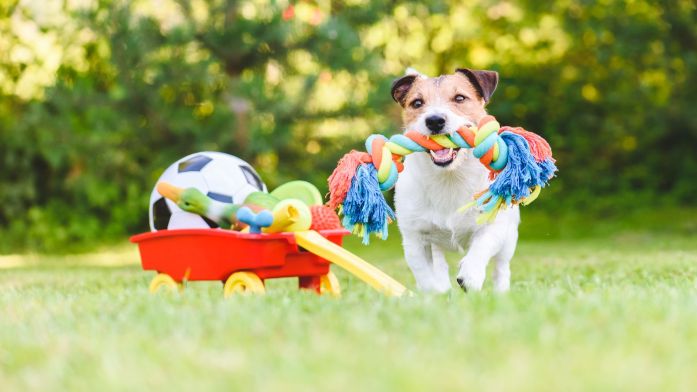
[2,216,697,391]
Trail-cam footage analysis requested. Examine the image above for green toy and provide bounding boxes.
[244,191,281,210]
[157,182,244,230]
[270,180,323,206]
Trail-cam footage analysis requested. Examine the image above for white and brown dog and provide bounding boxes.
[391,68,520,293]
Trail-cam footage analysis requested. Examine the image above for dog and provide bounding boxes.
[391,68,520,293]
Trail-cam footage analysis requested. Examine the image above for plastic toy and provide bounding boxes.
[156,182,245,230]
[244,191,281,210]
[131,229,347,297]
[270,180,324,206]
[264,199,313,233]
[328,115,557,242]
[133,180,408,297]
[235,207,273,233]
[150,151,267,230]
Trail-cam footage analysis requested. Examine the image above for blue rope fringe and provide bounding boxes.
[341,164,395,244]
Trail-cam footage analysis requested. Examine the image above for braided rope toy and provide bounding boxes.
[327,115,557,243]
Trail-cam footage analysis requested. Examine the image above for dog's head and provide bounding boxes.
[391,68,498,168]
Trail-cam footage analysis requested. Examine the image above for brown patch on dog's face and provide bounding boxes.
[400,73,488,129]
[390,69,499,168]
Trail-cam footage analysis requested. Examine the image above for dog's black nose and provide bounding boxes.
[425,115,446,133]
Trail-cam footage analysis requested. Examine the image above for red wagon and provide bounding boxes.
[130,228,349,297]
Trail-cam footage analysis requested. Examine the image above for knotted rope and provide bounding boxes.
[327,115,557,243]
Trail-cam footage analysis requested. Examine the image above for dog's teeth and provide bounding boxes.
[430,148,454,161]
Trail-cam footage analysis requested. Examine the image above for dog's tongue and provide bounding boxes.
[433,149,450,158]
[430,148,456,163]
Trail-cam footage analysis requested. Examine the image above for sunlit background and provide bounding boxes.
[1,0,695,252]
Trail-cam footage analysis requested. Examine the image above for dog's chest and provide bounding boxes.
[394,154,490,250]
[419,191,483,243]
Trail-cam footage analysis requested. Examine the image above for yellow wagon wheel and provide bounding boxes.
[224,272,266,298]
[149,273,183,294]
[319,271,341,297]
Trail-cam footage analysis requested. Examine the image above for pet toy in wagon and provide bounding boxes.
[131,151,407,297]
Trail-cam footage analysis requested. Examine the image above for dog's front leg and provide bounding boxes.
[431,244,452,292]
[401,231,446,293]
[456,230,502,292]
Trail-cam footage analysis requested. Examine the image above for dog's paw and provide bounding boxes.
[455,272,485,292]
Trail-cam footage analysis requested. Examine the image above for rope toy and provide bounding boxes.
[327,115,557,243]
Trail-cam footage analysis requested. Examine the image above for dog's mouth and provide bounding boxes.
[429,148,460,166]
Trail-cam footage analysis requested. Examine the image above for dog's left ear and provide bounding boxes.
[455,68,499,103]
[391,74,418,107]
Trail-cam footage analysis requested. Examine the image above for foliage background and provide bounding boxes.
[0,0,695,252]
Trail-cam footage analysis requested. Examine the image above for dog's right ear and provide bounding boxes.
[391,74,418,107]
[455,68,499,103]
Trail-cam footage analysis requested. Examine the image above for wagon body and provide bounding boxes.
[130,229,349,293]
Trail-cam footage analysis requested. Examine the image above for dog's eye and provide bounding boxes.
[454,94,467,103]
[410,99,424,109]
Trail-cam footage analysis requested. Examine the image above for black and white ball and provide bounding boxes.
[149,152,267,231]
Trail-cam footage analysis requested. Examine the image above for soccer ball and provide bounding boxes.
[149,152,267,231]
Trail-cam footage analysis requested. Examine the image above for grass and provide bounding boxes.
[2,212,697,391]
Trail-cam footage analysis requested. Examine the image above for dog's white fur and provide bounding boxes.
[394,76,520,293]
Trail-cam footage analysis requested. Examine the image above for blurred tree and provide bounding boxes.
[0,0,695,252]
[0,0,402,251]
